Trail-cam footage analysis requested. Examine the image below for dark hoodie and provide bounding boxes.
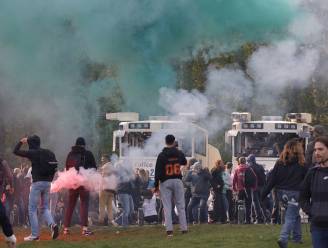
[154,146,187,188]
[65,145,96,171]
[13,135,53,182]
[0,159,13,196]
[261,159,307,200]
[247,154,266,188]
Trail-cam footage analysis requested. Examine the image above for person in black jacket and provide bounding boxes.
[300,136,328,248]
[247,154,266,224]
[184,162,211,224]
[13,135,59,242]
[154,134,187,237]
[211,160,226,223]
[63,137,96,236]
[262,139,307,248]
[0,158,17,248]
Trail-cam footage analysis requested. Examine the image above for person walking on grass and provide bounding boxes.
[262,139,307,248]
[13,135,59,242]
[63,137,96,236]
[154,134,188,237]
[301,136,328,248]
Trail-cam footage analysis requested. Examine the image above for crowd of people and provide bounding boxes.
[0,126,328,248]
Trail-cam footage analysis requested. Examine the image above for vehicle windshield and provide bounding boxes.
[234,132,299,158]
[121,131,192,157]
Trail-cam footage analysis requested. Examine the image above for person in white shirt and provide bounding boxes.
[142,190,158,224]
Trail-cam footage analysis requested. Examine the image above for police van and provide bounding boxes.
[107,112,221,177]
[225,112,312,170]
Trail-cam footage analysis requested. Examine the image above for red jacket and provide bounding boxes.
[233,164,248,192]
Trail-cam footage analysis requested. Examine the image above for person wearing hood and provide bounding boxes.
[261,139,308,248]
[13,135,59,242]
[63,137,96,236]
[247,154,266,224]
[154,134,188,237]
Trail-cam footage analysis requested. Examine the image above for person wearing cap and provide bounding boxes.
[305,125,327,168]
[63,137,97,236]
[13,135,59,242]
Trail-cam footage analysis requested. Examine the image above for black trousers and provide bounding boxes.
[0,201,13,237]
[238,189,252,223]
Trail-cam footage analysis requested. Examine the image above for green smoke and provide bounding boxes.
[0,0,298,157]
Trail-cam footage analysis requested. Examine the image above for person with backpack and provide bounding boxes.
[247,154,266,224]
[0,158,17,248]
[232,157,257,224]
[261,139,307,248]
[13,135,59,241]
[63,137,96,236]
[300,136,328,248]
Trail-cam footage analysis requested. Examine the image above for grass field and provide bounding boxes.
[4,224,312,248]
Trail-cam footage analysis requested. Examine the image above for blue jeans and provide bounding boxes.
[118,193,134,227]
[187,196,207,223]
[312,226,328,248]
[29,181,55,236]
[277,190,301,243]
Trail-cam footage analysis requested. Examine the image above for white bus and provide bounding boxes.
[107,112,221,177]
[225,112,312,170]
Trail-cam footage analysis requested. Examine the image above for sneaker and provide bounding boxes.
[51,224,59,240]
[166,231,173,238]
[181,230,188,234]
[5,235,16,248]
[24,235,40,241]
[63,228,70,235]
[111,220,119,227]
[277,240,288,248]
[82,229,94,236]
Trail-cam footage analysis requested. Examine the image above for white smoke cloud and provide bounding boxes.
[248,40,319,90]
[159,88,210,119]
[289,14,324,44]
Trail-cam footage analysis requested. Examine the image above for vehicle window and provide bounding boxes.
[234,132,299,158]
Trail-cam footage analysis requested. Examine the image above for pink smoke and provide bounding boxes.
[50,168,118,193]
